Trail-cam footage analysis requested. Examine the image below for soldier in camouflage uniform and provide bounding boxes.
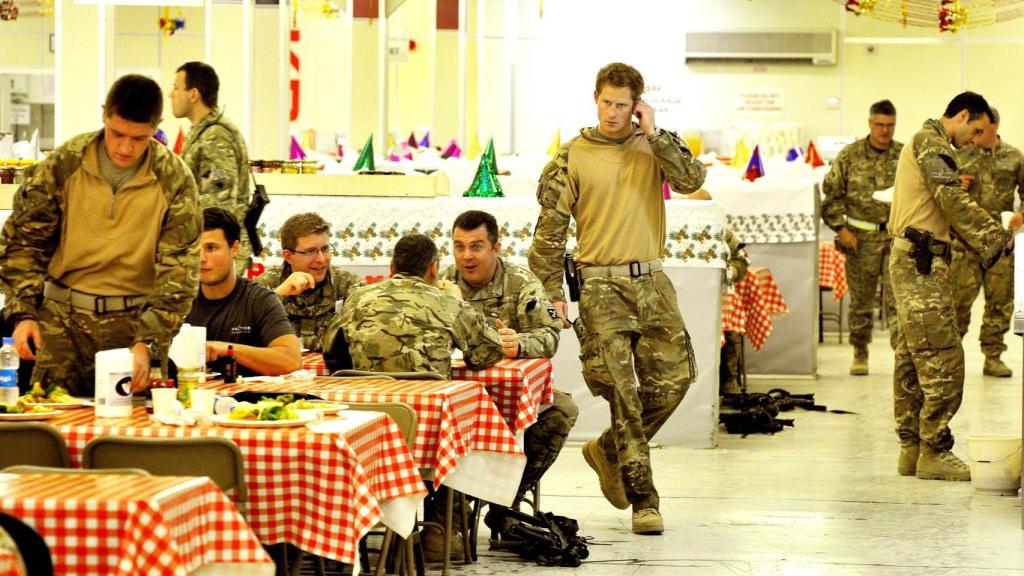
[324,233,504,378]
[822,100,903,375]
[171,62,253,273]
[0,75,200,397]
[951,108,1024,377]
[440,210,577,525]
[528,63,705,535]
[254,212,362,352]
[889,92,1010,482]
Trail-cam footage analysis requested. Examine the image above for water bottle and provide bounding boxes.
[0,337,20,405]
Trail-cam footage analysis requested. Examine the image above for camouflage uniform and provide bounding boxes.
[0,131,201,396]
[441,257,576,506]
[529,126,705,512]
[890,119,1009,453]
[180,107,252,271]
[720,228,750,394]
[951,139,1024,358]
[254,264,363,352]
[325,273,505,378]
[822,136,903,349]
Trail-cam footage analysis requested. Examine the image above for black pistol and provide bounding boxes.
[563,253,581,302]
[904,227,934,275]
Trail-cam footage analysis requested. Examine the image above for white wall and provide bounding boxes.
[6,0,1024,156]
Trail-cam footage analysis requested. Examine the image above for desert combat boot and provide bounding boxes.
[983,356,1012,378]
[849,345,868,376]
[915,447,971,481]
[897,442,919,476]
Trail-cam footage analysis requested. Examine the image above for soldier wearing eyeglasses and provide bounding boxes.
[254,212,362,352]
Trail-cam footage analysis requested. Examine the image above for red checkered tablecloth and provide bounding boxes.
[50,407,425,566]
[819,242,848,301]
[210,377,526,506]
[301,354,555,435]
[0,473,272,576]
[0,550,22,576]
[721,266,789,351]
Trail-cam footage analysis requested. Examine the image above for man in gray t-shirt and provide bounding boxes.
[184,208,301,376]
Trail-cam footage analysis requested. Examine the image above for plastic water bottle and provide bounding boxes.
[0,337,20,405]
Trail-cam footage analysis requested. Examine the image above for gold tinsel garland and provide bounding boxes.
[834,0,1024,32]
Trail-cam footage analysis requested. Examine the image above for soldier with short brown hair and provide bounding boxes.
[528,62,706,535]
[255,212,362,352]
[889,91,1011,482]
[0,74,201,396]
[171,61,253,273]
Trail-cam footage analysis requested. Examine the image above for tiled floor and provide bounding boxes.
[454,305,1024,575]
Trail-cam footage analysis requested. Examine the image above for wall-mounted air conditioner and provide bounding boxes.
[685,30,836,65]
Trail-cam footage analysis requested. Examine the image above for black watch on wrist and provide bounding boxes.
[142,341,160,359]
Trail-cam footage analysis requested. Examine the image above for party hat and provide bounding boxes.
[353,133,375,172]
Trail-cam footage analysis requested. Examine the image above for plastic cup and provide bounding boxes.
[152,388,180,417]
[1001,211,1015,230]
[190,389,215,416]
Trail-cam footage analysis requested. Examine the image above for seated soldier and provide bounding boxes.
[440,209,578,528]
[323,232,504,562]
[323,232,504,378]
[255,212,362,352]
[185,208,301,376]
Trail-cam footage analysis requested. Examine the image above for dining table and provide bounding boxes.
[208,376,527,507]
[300,353,554,434]
[43,405,425,567]
[0,472,273,576]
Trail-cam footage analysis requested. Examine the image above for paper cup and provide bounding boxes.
[152,388,180,417]
[1001,211,1015,230]
[190,389,215,416]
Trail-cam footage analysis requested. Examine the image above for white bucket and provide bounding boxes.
[967,435,1022,496]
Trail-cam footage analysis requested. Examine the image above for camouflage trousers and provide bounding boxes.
[839,231,896,348]
[515,389,578,506]
[32,296,139,397]
[950,238,1012,357]
[575,270,695,511]
[889,246,964,452]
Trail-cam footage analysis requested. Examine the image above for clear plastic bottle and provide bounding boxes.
[0,337,19,405]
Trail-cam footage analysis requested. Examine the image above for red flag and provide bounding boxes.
[805,140,825,168]
[743,145,765,182]
[173,127,185,155]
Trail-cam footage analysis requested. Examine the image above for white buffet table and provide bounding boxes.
[254,194,728,448]
[703,163,824,377]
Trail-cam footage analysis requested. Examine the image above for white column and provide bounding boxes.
[204,0,213,63]
[457,0,466,147]
[503,0,517,153]
[377,0,388,153]
[242,0,253,145]
[280,0,290,158]
[475,0,484,145]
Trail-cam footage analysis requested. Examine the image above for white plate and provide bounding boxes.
[211,413,317,428]
[22,401,90,409]
[295,402,349,415]
[0,410,62,421]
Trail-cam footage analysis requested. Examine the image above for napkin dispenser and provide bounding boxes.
[95,348,134,417]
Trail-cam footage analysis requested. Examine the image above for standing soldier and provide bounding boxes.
[171,61,253,273]
[821,100,902,375]
[951,108,1024,377]
[529,62,705,535]
[254,212,362,352]
[0,74,200,396]
[889,92,1010,481]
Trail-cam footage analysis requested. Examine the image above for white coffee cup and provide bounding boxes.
[190,389,215,416]
[1001,211,1016,230]
[152,388,180,417]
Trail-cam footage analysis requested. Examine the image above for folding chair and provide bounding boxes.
[0,512,53,576]
[2,465,149,476]
[0,423,70,470]
[82,436,247,515]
